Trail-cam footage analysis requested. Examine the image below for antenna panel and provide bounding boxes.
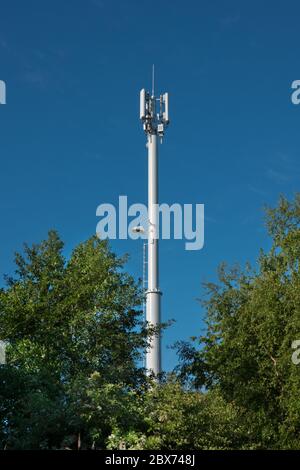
[140,88,146,120]
[163,92,169,123]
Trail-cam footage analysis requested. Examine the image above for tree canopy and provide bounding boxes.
[176,194,300,449]
[1,195,300,449]
[0,232,148,449]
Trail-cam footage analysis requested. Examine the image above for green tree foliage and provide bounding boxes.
[0,231,148,449]
[2,195,300,450]
[177,195,300,449]
[107,378,245,450]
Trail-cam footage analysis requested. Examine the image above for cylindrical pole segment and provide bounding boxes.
[146,133,161,377]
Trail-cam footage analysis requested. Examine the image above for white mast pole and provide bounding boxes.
[146,131,161,375]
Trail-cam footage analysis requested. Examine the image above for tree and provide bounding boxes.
[107,377,245,450]
[0,231,148,449]
[3,195,300,450]
[176,195,300,449]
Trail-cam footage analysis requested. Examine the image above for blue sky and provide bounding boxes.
[1,0,300,370]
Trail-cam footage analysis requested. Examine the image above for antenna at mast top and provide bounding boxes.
[152,64,155,97]
[140,67,169,138]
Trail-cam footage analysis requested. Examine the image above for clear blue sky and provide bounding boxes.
[1,0,300,370]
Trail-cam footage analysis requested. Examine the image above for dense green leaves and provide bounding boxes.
[177,194,300,449]
[1,195,300,449]
[107,379,245,450]
[0,231,148,449]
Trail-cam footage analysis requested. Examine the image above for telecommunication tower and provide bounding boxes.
[139,69,169,377]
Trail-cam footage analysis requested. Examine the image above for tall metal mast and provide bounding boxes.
[140,73,169,378]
